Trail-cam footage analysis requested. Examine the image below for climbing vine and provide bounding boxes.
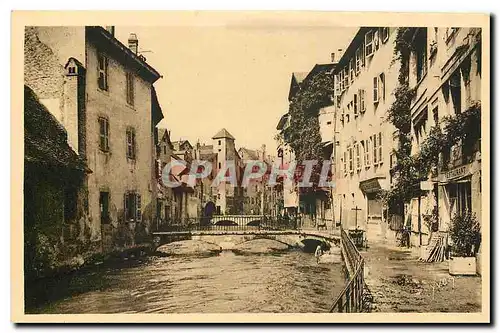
[282,70,334,192]
[382,27,481,217]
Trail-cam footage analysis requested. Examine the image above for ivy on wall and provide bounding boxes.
[281,70,334,192]
[382,27,481,217]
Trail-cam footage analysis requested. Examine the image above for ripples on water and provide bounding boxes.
[34,250,345,314]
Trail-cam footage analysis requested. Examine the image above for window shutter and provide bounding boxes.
[379,133,383,164]
[379,73,385,101]
[373,135,378,164]
[373,77,379,102]
[353,94,358,116]
[365,138,371,167]
[124,192,128,222]
[105,119,109,151]
[136,194,142,221]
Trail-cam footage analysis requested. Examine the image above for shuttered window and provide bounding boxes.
[98,117,110,152]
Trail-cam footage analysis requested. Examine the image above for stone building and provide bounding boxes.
[24,26,163,252]
[406,27,482,246]
[212,128,244,215]
[333,27,398,236]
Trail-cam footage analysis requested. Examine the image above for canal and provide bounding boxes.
[29,250,345,313]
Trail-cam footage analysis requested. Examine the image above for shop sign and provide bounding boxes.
[420,181,433,191]
[444,164,472,182]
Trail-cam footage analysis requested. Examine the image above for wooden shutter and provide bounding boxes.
[373,77,379,102]
[373,135,378,164]
[378,132,383,164]
[124,192,128,221]
[136,194,142,221]
[353,93,358,116]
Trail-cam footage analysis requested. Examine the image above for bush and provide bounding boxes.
[449,212,481,257]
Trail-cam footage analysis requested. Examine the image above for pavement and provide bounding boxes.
[361,241,482,313]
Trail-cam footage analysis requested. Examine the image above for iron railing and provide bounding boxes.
[330,227,365,313]
[153,215,300,233]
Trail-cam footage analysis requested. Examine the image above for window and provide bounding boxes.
[356,142,361,172]
[445,28,459,43]
[349,59,355,83]
[415,29,428,83]
[163,145,167,154]
[343,151,347,176]
[373,135,378,164]
[344,67,349,89]
[359,89,366,113]
[365,138,371,167]
[378,132,383,164]
[327,121,332,125]
[355,48,361,75]
[379,73,386,101]
[348,146,354,173]
[373,77,379,103]
[218,140,221,145]
[124,192,141,222]
[381,27,389,43]
[353,93,358,117]
[126,72,134,105]
[432,106,439,125]
[335,74,340,96]
[98,117,110,152]
[365,30,374,57]
[126,128,136,159]
[373,29,380,51]
[218,162,221,169]
[450,70,462,114]
[97,53,108,91]
[100,191,110,224]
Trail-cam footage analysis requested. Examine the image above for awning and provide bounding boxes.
[359,176,386,194]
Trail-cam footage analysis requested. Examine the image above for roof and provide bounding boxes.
[172,140,193,151]
[276,113,289,130]
[212,128,235,140]
[334,27,371,71]
[288,72,308,101]
[293,72,308,84]
[239,147,259,160]
[24,85,88,172]
[304,63,336,82]
[86,26,161,83]
[151,87,165,126]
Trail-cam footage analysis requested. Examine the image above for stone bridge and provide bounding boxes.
[209,215,266,226]
[152,229,340,252]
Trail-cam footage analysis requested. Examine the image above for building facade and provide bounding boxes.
[24,26,163,252]
[333,27,398,237]
[406,27,482,246]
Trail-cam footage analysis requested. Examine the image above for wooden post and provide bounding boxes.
[418,194,422,246]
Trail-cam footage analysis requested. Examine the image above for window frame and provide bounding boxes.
[373,134,378,165]
[353,93,358,118]
[126,127,137,160]
[365,30,374,58]
[124,191,142,222]
[126,71,135,106]
[378,132,383,165]
[356,142,361,172]
[365,137,371,167]
[382,27,389,43]
[98,116,110,152]
[348,145,354,174]
[359,89,366,113]
[373,77,379,103]
[97,53,109,91]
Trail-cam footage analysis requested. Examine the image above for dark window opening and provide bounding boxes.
[124,192,141,222]
[126,128,136,159]
[100,191,110,224]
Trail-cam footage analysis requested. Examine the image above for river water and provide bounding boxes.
[32,250,345,314]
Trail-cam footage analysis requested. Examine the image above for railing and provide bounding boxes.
[153,215,300,233]
[330,227,365,313]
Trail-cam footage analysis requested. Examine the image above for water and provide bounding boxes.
[31,250,345,313]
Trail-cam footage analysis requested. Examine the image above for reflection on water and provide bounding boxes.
[32,250,345,313]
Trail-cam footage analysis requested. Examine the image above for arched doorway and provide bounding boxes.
[202,201,216,226]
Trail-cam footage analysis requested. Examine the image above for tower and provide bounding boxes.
[212,128,236,214]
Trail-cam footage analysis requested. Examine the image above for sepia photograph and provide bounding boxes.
[11,11,490,323]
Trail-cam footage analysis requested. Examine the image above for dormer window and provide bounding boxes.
[365,31,374,58]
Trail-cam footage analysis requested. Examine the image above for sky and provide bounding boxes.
[115,25,357,155]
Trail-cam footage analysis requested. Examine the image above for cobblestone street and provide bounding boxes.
[363,242,482,313]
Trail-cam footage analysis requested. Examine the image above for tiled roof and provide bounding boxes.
[212,128,235,140]
[24,85,88,172]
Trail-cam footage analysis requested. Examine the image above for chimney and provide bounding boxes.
[128,33,139,54]
[331,52,335,63]
[105,26,115,36]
